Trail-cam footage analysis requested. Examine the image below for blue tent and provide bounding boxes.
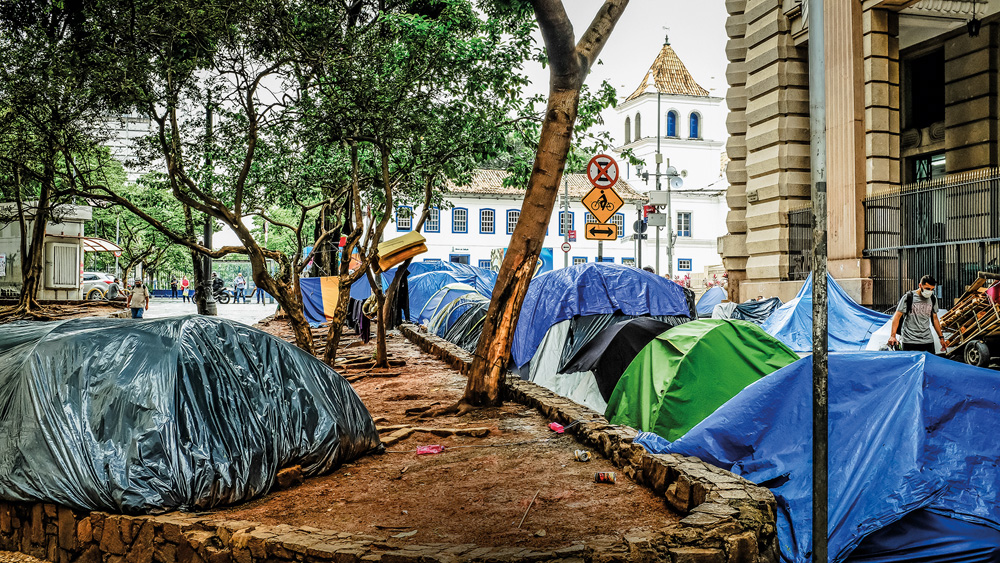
[762,273,889,352]
[414,283,477,326]
[511,263,691,368]
[696,286,726,317]
[428,293,491,338]
[636,352,1000,563]
[402,262,496,297]
[348,261,496,302]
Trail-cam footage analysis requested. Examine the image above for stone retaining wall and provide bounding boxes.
[399,324,779,563]
[0,504,653,563]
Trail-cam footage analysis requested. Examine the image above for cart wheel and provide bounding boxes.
[964,341,991,367]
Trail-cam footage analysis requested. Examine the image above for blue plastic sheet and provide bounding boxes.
[696,286,726,317]
[763,274,889,352]
[414,283,476,326]
[638,352,1000,563]
[511,263,691,367]
[348,261,496,302]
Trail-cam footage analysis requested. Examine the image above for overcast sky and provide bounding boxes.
[520,1,730,99]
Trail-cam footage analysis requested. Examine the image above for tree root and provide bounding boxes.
[419,399,479,418]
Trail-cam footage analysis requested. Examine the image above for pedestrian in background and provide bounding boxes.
[234,273,247,303]
[127,279,151,319]
[181,275,191,302]
[887,275,947,353]
[256,284,269,304]
[170,276,179,299]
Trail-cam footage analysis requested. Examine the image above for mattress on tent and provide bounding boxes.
[635,352,1000,563]
[762,273,890,352]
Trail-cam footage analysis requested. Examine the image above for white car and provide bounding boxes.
[82,272,115,300]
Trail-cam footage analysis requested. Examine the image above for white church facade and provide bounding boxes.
[409,39,730,282]
[611,38,729,281]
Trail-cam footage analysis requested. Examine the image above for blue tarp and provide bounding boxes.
[696,286,727,317]
[511,263,691,368]
[762,273,890,352]
[414,283,477,326]
[636,352,1000,563]
[348,261,496,302]
[430,293,491,338]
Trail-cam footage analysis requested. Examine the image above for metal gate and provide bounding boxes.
[863,169,1000,312]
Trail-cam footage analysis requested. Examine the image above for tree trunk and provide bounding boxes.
[367,267,389,368]
[466,89,580,405]
[17,180,51,313]
[283,294,315,353]
[459,0,629,408]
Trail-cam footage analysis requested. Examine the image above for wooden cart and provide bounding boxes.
[939,272,1000,367]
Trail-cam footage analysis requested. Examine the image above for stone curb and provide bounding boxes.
[399,324,779,563]
[0,503,637,563]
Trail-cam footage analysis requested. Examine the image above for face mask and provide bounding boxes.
[920,288,934,298]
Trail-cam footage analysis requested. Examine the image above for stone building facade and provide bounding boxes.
[721,0,1000,305]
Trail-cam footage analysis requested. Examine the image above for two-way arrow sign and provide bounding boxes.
[585,223,618,241]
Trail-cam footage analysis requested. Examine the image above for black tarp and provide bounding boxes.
[731,297,783,325]
[441,298,489,352]
[558,317,677,401]
[0,316,382,514]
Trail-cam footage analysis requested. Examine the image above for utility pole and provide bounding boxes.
[203,98,217,316]
[637,203,642,268]
[563,178,569,269]
[114,215,120,280]
[655,90,662,276]
[666,158,675,279]
[808,0,829,560]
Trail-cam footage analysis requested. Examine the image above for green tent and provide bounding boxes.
[605,319,799,441]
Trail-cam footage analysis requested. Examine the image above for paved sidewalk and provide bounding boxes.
[139,298,279,327]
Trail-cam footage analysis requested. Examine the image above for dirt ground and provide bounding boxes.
[216,322,680,549]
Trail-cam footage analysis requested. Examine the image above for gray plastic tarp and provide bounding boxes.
[0,316,382,514]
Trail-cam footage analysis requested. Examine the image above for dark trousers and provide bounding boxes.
[901,342,936,354]
[171,288,178,298]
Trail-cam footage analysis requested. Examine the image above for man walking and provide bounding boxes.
[127,279,151,319]
[887,275,948,353]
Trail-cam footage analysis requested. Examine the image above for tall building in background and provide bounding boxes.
[723,0,1000,308]
[612,38,729,282]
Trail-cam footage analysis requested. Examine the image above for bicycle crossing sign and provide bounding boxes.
[585,222,618,241]
[587,154,619,188]
[582,186,624,224]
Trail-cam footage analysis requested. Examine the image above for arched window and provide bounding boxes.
[624,117,631,144]
[634,113,641,140]
[689,112,701,139]
[666,111,678,138]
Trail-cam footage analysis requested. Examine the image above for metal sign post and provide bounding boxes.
[563,178,570,269]
[808,0,829,560]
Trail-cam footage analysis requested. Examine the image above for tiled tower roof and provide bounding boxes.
[625,42,711,101]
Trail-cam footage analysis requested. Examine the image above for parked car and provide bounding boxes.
[81,272,115,300]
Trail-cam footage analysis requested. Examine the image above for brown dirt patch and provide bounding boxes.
[217,323,681,549]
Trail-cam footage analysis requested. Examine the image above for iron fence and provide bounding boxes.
[788,206,813,281]
[863,168,1000,312]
